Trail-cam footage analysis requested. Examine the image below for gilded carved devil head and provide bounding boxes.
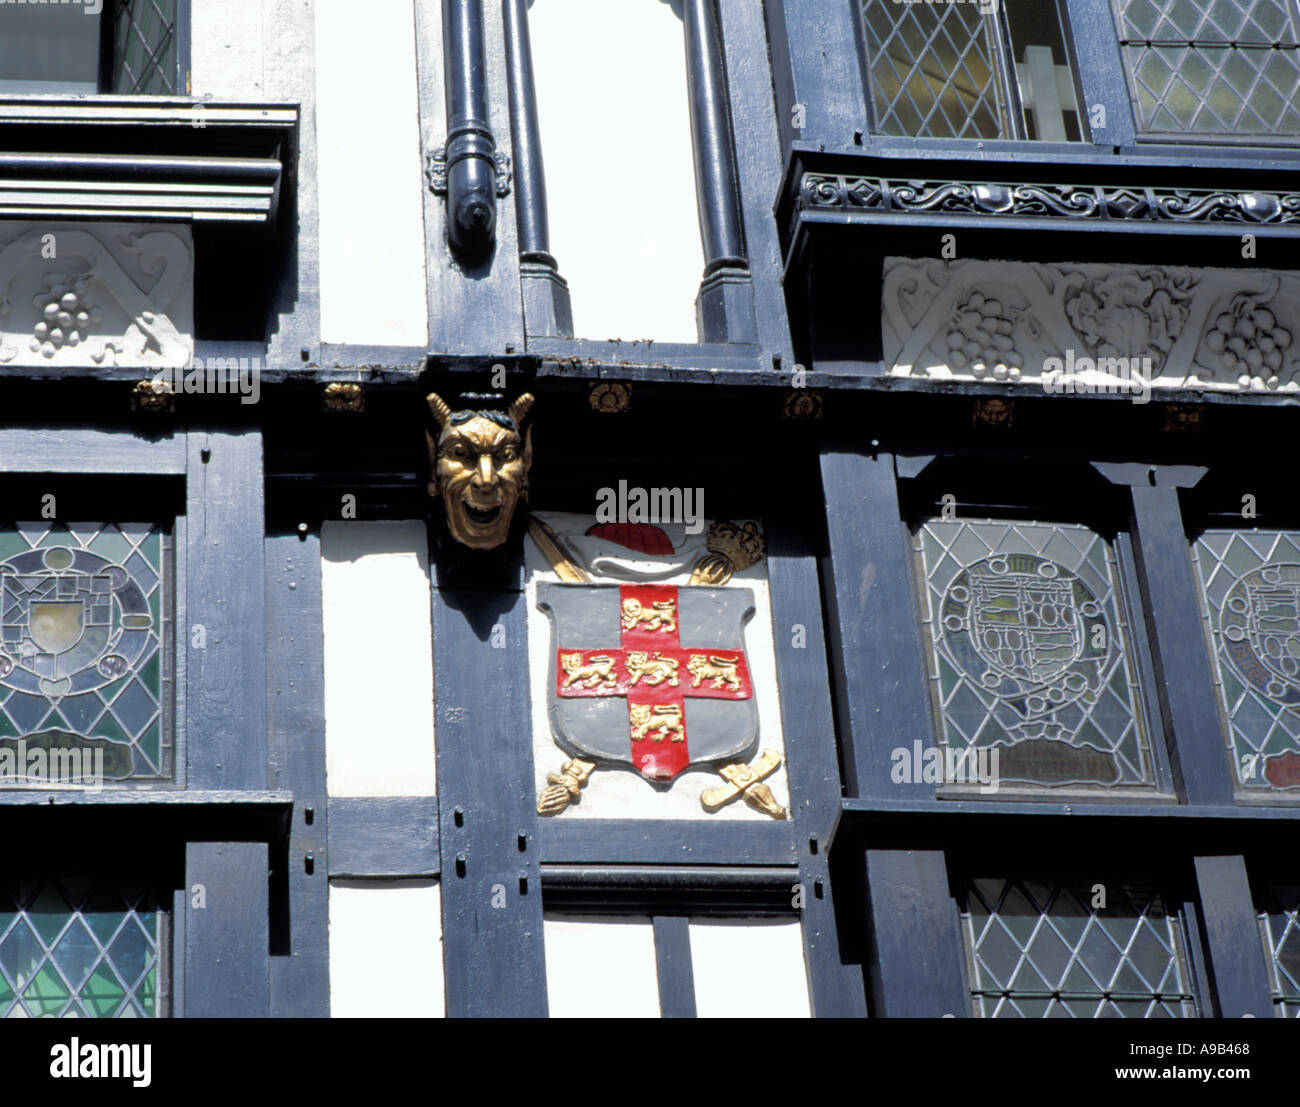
[426,392,534,550]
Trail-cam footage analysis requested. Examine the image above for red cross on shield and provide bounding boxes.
[538,582,757,781]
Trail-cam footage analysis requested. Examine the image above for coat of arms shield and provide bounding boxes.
[537,581,758,782]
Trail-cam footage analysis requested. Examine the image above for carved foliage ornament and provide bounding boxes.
[883,257,1300,393]
[426,392,534,550]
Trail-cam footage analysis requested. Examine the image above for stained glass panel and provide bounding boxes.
[963,877,1197,1017]
[1258,883,1300,1017]
[0,523,172,785]
[1113,0,1300,136]
[916,519,1154,789]
[0,878,161,1018]
[1192,530,1300,793]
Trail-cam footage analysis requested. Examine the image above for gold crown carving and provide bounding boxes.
[706,521,765,572]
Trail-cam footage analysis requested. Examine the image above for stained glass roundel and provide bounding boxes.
[1219,562,1300,706]
[0,545,153,701]
[940,554,1110,741]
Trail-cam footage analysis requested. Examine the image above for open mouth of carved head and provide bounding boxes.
[442,478,518,549]
[463,501,502,528]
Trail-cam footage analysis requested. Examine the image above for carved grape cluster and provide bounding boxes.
[30,276,100,359]
[943,292,1023,381]
[1205,297,1293,389]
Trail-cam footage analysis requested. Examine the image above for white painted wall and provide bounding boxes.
[190,0,267,97]
[329,880,444,1016]
[544,915,661,1017]
[315,0,429,346]
[321,521,436,796]
[528,0,704,343]
[690,918,811,1017]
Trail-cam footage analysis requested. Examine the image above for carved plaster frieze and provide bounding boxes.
[883,257,1300,394]
[0,223,193,370]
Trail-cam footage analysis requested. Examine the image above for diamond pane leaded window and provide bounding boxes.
[1193,530,1300,793]
[859,0,1085,140]
[0,878,162,1018]
[1258,882,1300,1017]
[916,519,1155,789]
[862,0,1009,138]
[0,0,181,95]
[0,523,172,785]
[963,877,1197,1017]
[112,0,181,95]
[1113,0,1300,137]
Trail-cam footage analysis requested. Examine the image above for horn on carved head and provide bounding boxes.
[508,392,535,428]
[426,392,453,429]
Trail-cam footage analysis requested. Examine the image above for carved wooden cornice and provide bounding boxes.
[0,98,296,228]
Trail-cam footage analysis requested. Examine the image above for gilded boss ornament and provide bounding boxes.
[426,392,534,550]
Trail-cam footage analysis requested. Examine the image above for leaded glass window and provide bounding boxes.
[1258,882,1300,1017]
[0,523,173,785]
[1193,530,1300,793]
[859,0,1085,141]
[0,878,162,1018]
[1113,0,1300,137]
[962,877,1197,1017]
[915,518,1155,789]
[0,0,181,96]
[112,0,181,96]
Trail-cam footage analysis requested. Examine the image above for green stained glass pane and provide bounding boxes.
[36,526,73,548]
[0,878,161,1018]
[23,964,70,1016]
[87,528,132,564]
[138,652,160,694]
[138,965,156,1017]
[81,963,127,1017]
[138,719,160,767]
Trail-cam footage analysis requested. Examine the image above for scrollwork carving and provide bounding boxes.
[800,175,1300,225]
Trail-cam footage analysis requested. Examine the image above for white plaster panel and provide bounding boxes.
[689,918,810,1018]
[190,0,267,98]
[544,914,660,1017]
[0,222,193,369]
[329,879,444,1017]
[315,0,429,346]
[321,521,436,797]
[525,512,789,821]
[528,0,704,342]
